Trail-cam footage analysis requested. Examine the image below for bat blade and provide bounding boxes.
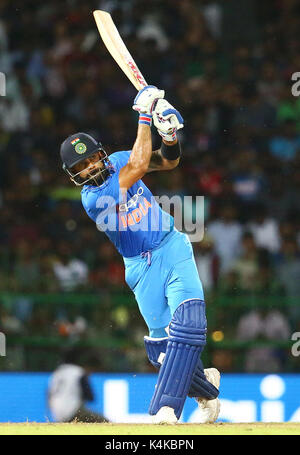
[93,10,147,91]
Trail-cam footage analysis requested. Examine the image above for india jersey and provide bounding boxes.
[81,150,174,258]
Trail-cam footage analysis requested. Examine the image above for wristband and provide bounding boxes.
[161,140,181,160]
[139,113,152,127]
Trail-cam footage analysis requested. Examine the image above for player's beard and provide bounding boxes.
[85,166,111,186]
[90,171,107,186]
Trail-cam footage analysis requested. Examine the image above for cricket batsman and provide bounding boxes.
[60,86,220,424]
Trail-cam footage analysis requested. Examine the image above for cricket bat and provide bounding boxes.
[93,10,147,91]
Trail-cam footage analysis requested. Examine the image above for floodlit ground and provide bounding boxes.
[0,422,299,435]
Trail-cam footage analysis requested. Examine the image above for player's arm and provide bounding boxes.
[119,86,164,191]
[147,138,181,172]
[119,123,152,191]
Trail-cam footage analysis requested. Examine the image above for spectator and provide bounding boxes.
[274,236,300,328]
[236,309,290,372]
[207,204,243,274]
[52,242,89,292]
[247,203,281,253]
[269,119,300,162]
[230,150,264,201]
[13,240,40,292]
[229,232,260,293]
[89,242,125,291]
[194,234,220,292]
[257,61,283,107]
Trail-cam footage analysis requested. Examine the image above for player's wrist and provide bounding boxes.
[162,137,178,146]
[138,113,152,127]
[161,139,181,160]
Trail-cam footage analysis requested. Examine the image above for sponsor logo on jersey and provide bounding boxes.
[120,197,152,228]
[119,187,144,212]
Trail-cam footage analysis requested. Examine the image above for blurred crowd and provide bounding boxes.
[0,0,300,371]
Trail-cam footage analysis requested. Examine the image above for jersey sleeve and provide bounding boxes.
[109,150,131,172]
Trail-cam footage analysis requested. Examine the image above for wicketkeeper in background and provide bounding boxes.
[60,86,220,424]
[48,348,107,423]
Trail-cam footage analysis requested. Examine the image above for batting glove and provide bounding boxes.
[132,85,165,118]
[153,99,184,142]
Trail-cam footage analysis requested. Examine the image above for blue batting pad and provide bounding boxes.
[144,327,218,399]
[148,299,207,419]
[189,356,219,399]
[145,336,218,399]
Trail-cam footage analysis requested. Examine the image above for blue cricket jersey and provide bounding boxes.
[81,150,174,258]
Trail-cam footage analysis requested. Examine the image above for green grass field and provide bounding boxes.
[0,422,299,435]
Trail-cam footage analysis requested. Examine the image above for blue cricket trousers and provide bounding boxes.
[123,229,205,337]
